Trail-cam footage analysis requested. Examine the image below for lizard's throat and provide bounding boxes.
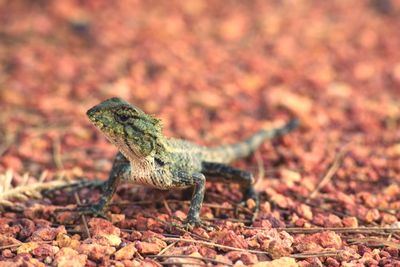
[111,138,155,179]
[108,136,144,162]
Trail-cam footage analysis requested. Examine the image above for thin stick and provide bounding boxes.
[269,227,400,234]
[387,233,393,241]
[0,130,15,157]
[157,241,177,256]
[254,151,265,183]
[196,192,254,215]
[168,199,251,215]
[39,170,48,183]
[162,237,346,259]
[308,146,348,200]
[348,237,400,249]
[0,241,52,251]
[108,200,154,206]
[162,198,172,216]
[141,212,210,242]
[159,261,205,266]
[393,233,400,240]
[148,254,233,266]
[290,250,343,259]
[167,200,235,211]
[206,217,252,224]
[74,193,91,239]
[0,243,23,250]
[162,237,269,255]
[52,136,64,170]
[0,180,79,202]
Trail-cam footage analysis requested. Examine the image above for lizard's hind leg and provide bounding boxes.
[201,162,259,215]
[186,173,206,227]
[172,171,208,229]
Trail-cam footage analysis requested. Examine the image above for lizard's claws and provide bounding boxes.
[236,189,259,223]
[75,204,109,219]
[181,218,214,231]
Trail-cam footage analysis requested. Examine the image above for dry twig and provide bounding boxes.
[157,241,177,256]
[290,250,344,259]
[274,226,400,234]
[254,151,265,183]
[348,237,400,249]
[0,130,15,157]
[141,211,211,242]
[159,261,205,266]
[0,241,52,251]
[307,145,349,200]
[149,254,233,266]
[162,237,347,260]
[0,170,79,206]
[162,237,270,255]
[162,198,172,216]
[52,135,64,170]
[74,193,91,239]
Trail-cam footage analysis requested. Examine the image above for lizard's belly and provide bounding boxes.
[122,156,202,190]
[125,168,187,190]
[126,169,199,190]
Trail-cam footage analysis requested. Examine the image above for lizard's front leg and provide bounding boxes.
[76,152,130,217]
[201,162,259,213]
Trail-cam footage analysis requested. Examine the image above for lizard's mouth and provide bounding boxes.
[86,106,145,159]
[86,106,102,124]
[86,107,96,117]
[86,106,114,130]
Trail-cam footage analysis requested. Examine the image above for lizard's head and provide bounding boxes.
[87,97,163,158]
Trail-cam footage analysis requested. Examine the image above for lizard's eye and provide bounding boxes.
[117,114,130,123]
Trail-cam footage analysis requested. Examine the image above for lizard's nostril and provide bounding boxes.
[86,107,98,117]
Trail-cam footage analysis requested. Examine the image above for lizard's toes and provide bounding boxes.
[80,205,108,219]
[237,189,259,222]
[244,188,258,203]
[182,218,214,231]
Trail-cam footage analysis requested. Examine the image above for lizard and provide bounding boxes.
[77,97,298,227]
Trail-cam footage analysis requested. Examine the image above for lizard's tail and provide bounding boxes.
[202,119,299,164]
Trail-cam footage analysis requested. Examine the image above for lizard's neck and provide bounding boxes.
[113,135,170,168]
[114,139,155,180]
[106,131,171,178]
[130,155,154,179]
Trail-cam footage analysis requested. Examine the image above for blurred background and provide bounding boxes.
[0,0,399,188]
[2,3,400,265]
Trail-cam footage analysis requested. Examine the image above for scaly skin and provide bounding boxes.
[83,97,299,227]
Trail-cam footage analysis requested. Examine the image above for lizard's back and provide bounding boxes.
[164,118,298,172]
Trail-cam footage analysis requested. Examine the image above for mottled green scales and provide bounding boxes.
[81,97,298,227]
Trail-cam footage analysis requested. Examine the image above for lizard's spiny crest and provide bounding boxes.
[87,97,162,158]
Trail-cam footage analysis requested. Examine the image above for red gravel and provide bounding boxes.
[1,0,400,266]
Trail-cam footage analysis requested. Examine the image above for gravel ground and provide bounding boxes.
[1,1,400,266]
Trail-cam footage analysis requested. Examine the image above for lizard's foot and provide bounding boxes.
[75,204,108,219]
[181,217,214,231]
[238,188,259,222]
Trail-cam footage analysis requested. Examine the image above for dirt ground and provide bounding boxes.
[1,0,400,266]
